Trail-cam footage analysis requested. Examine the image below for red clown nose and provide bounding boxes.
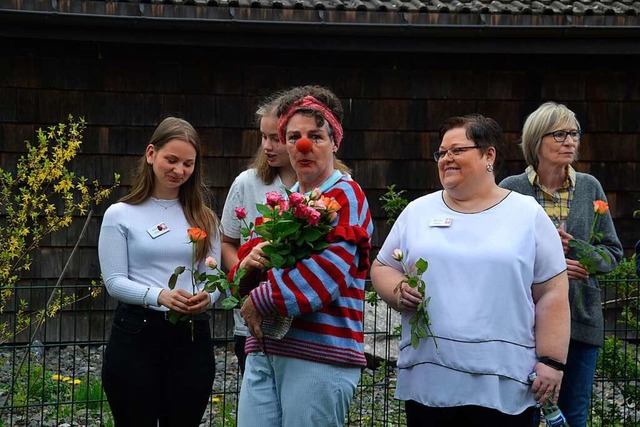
[295,138,313,154]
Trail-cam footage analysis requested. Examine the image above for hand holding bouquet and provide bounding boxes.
[167,228,246,327]
[232,189,342,339]
[568,200,612,274]
[236,189,341,270]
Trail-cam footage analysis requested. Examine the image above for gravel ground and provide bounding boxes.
[0,302,403,426]
[3,343,637,427]
[0,344,242,427]
[0,344,401,427]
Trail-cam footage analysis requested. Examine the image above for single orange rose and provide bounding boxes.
[316,196,341,213]
[570,199,613,274]
[326,198,341,212]
[593,200,609,215]
[187,227,207,242]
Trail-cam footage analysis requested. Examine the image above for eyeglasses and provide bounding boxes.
[544,130,581,143]
[433,146,480,162]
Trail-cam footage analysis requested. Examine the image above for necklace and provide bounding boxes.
[150,198,179,210]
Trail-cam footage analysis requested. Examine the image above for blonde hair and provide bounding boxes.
[521,101,581,169]
[249,92,282,184]
[249,90,352,183]
[120,117,218,261]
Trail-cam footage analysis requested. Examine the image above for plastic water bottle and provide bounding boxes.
[528,372,570,427]
[540,402,569,427]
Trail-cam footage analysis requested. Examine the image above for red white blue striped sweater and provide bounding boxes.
[241,177,372,367]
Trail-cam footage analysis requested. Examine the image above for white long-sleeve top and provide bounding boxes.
[98,198,221,311]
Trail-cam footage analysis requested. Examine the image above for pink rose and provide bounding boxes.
[309,188,322,201]
[205,256,217,269]
[288,192,305,207]
[307,209,321,226]
[265,191,283,207]
[277,199,290,213]
[293,205,309,219]
[309,199,327,211]
[234,206,247,220]
[392,248,404,261]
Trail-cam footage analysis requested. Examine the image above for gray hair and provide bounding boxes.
[520,101,581,169]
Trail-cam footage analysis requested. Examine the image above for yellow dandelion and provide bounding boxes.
[73,379,81,385]
[52,374,63,381]
[62,376,71,383]
[211,396,221,403]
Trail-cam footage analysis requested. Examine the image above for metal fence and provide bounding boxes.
[1,278,638,427]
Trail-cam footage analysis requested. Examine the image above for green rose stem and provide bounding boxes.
[168,229,247,342]
[568,201,611,275]
[190,240,196,342]
[393,250,438,352]
[167,236,198,341]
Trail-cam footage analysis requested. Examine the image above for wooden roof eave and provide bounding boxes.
[1,5,640,54]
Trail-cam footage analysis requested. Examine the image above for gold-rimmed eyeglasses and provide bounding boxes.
[433,146,480,162]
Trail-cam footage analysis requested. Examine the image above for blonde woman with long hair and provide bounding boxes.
[99,117,220,426]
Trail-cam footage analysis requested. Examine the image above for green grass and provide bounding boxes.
[0,356,112,425]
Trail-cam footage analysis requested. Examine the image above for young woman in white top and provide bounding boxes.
[99,117,220,426]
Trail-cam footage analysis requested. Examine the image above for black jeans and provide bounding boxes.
[405,400,537,427]
[102,304,215,427]
[234,334,247,375]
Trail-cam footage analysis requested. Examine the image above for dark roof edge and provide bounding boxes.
[2,8,640,53]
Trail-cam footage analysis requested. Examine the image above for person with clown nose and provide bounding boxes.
[233,85,373,427]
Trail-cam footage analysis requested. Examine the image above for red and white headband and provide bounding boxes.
[277,95,344,148]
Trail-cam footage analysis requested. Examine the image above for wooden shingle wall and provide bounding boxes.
[1,42,639,284]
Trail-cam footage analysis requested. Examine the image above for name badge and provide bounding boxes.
[147,222,170,239]
[429,217,452,227]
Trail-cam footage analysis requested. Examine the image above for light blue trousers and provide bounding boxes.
[237,352,361,427]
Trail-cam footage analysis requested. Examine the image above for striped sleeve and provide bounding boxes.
[250,179,372,318]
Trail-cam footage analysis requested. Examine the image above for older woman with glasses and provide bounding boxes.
[371,113,570,426]
[500,101,623,427]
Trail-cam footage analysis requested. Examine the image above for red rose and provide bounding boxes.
[234,206,247,220]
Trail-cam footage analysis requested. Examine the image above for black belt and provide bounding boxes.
[119,303,210,321]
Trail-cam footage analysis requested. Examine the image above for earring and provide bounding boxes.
[486,163,494,173]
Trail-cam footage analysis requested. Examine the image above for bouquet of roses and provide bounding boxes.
[166,227,246,330]
[231,189,341,339]
[235,188,341,270]
[568,200,612,274]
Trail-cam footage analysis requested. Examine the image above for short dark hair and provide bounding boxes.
[439,114,505,173]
